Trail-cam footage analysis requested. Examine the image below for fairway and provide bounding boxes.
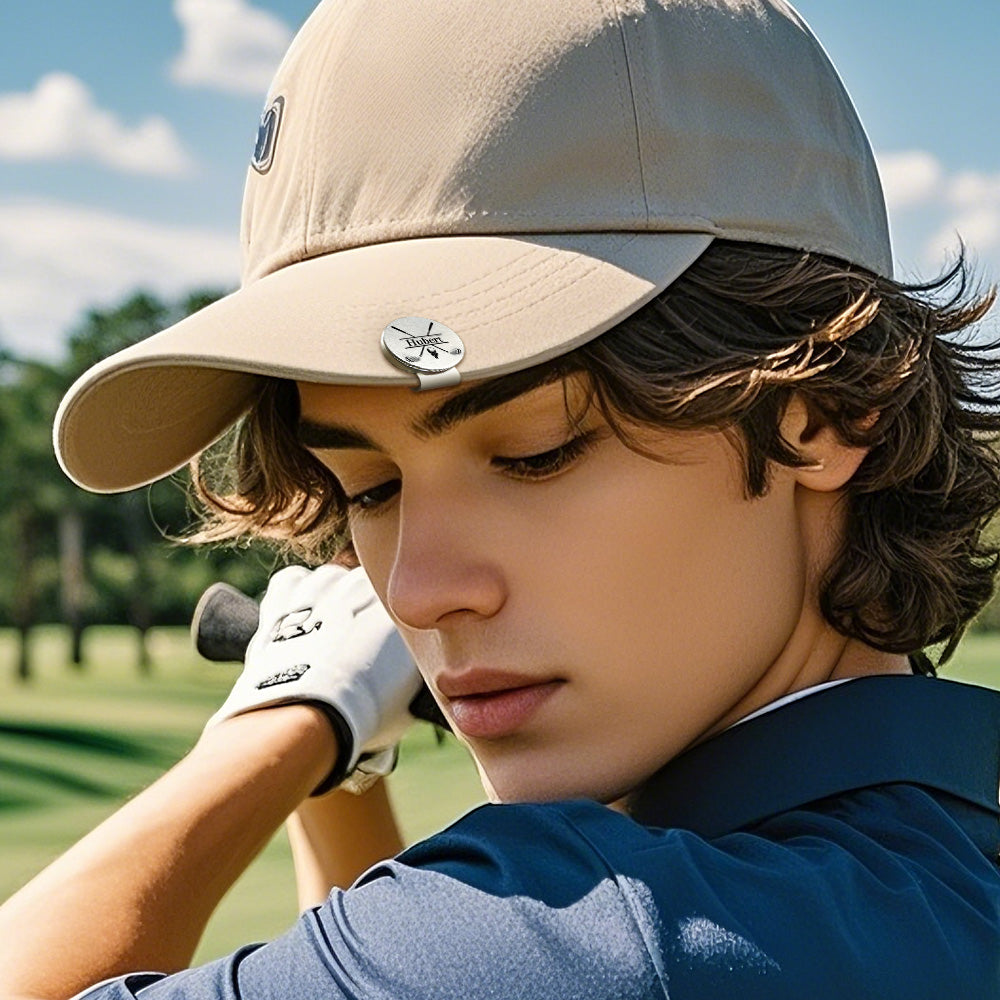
[0,624,997,963]
[0,625,485,962]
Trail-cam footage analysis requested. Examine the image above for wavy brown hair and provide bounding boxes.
[192,240,1000,667]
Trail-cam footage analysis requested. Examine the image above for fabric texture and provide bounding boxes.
[54,0,891,493]
[74,678,1000,999]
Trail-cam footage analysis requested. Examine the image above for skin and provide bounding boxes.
[297,376,911,805]
[0,703,338,999]
[0,374,912,1000]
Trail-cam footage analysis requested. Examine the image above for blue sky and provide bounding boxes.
[1,0,997,358]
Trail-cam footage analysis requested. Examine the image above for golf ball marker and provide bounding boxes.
[381,317,465,390]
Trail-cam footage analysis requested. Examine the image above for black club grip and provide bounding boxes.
[190,582,449,730]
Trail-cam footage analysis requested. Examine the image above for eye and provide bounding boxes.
[492,430,602,480]
[345,478,401,514]
[342,428,605,516]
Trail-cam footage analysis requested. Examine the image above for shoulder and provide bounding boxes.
[312,800,670,998]
[387,799,635,898]
[74,789,1000,999]
[376,789,1000,996]
[71,974,166,1000]
[646,784,1000,994]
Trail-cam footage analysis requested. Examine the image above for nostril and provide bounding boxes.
[387,561,506,631]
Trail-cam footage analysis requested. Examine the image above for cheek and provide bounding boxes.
[528,443,800,628]
[625,474,800,653]
[518,443,805,742]
[350,518,395,596]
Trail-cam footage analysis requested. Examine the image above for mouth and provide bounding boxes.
[436,669,565,741]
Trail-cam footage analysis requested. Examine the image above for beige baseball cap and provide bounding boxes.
[55,0,891,493]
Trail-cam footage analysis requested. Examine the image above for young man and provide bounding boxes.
[3,0,1000,997]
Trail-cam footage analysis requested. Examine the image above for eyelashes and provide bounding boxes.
[346,478,402,512]
[489,429,601,479]
[344,429,603,515]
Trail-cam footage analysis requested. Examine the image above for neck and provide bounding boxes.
[700,482,913,738]
[704,620,911,742]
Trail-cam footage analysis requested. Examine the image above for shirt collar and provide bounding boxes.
[629,675,1000,838]
[726,677,855,729]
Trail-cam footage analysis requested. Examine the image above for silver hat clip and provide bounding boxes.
[381,317,465,390]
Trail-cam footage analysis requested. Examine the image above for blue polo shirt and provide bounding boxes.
[76,676,1000,998]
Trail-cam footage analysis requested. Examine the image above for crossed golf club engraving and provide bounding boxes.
[391,321,463,365]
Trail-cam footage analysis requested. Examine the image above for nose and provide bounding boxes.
[384,484,506,631]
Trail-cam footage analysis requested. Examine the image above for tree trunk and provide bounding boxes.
[136,625,151,675]
[16,625,30,683]
[12,508,35,682]
[71,625,85,666]
[59,508,87,668]
[123,494,154,675]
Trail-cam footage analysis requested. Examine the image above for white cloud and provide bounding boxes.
[0,73,194,177]
[171,0,293,96]
[877,150,945,211]
[927,209,1000,263]
[929,168,1000,265]
[947,170,1000,211]
[0,199,239,359]
[877,150,1000,273]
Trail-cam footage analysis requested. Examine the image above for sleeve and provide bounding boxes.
[71,974,168,999]
[68,803,665,1000]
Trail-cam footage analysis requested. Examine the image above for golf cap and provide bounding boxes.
[54,0,891,493]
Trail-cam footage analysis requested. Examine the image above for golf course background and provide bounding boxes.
[0,625,997,965]
[0,625,486,964]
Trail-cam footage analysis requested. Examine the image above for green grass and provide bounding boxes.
[0,624,996,964]
[0,625,485,963]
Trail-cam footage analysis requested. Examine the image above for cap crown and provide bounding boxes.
[241,0,891,285]
[55,0,894,495]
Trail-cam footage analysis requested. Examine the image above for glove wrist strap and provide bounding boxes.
[306,702,356,796]
[305,702,398,796]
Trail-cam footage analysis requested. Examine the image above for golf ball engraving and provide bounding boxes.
[381,317,465,375]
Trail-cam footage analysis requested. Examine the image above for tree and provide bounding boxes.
[0,355,70,678]
[0,288,277,677]
[63,292,171,376]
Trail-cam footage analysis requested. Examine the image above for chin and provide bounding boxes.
[472,752,635,807]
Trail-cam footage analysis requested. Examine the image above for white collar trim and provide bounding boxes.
[729,678,857,730]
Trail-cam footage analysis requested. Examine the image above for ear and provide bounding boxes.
[779,395,873,493]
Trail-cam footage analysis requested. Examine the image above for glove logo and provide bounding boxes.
[256,663,311,690]
[270,607,323,642]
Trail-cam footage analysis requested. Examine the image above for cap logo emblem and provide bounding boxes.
[381,317,465,391]
[251,96,284,174]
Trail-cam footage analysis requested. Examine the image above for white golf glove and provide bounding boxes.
[205,564,421,795]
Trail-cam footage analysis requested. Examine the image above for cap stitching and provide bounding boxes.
[262,234,647,321]
[431,254,607,326]
[360,247,579,320]
[305,208,658,225]
[282,249,594,322]
[630,10,657,215]
[608,0,651,225]
[408,248,586,316]
[249,222,716,286]
[313,241,559,307]
[418,238,645,331]
[303,14,340,265]
[454,274,609,331]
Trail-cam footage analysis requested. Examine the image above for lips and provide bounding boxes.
[436,668,548,699]
[435,668,564,740]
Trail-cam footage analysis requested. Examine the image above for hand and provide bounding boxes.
[206,564,421,793]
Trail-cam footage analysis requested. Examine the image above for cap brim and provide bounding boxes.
[55,230,714,492]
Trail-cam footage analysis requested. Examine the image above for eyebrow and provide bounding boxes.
[296,367,573,450]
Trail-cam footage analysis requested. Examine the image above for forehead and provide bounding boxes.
[296,372,590,442]
[294,375,733,483]
[298,381,426,424]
